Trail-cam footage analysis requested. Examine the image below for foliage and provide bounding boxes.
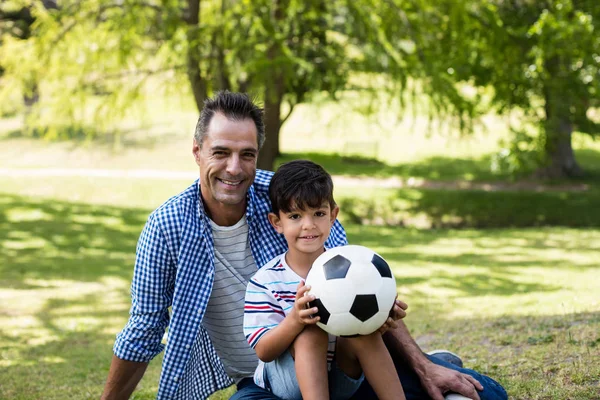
[436,0,600,177]
[0,0,189,134]
[340,0,483,131]
[1,0,599,174]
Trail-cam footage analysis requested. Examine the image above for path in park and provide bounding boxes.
[0,168,590,192]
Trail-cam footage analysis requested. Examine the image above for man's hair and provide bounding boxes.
[269,160,336,215]
[194,91,265,149]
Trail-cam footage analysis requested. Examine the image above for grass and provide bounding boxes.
[1,97,600,399]
[1,193,599,399]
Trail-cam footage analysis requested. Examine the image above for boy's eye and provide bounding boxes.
[288,214,300,220]
[315,211,326,217]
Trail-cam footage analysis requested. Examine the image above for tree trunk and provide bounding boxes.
[257,0,286,171]
[258,85,283,171]
[185,0,207,112]
[537,75,584,179]
[537,116,583,179]
[536,56,583,179]
[215,0,231,91]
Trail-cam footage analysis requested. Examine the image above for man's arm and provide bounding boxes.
[102,214,175,398]
[101,356,149,400]
[383,321,484,400]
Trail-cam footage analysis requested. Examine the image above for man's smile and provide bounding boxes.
[217,178,243,186]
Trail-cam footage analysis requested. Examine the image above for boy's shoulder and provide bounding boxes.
[251,253,287,282]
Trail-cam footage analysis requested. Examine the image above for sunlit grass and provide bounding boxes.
[1,194,599,399]
[1,96,600,398]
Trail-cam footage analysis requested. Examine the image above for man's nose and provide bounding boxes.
[226,154,242,175]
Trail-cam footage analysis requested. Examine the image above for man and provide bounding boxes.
[101,91,507,400]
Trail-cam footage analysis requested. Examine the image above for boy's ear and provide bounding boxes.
[268,212,284,234]
[330,206,340,222]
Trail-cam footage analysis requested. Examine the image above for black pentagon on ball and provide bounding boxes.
[371,254,392,278]
[349,294,379,322]
[309,298,330,325]
[323,255,352,280]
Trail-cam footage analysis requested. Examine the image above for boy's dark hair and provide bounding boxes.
[194,91,265,148]
[269,160,336,215]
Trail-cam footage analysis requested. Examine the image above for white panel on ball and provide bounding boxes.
[376,280,397,310]
[358,310,389,335]
[320,313,362,337]
[318,280,356,314]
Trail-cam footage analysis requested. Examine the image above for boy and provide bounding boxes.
[243,160,405,400]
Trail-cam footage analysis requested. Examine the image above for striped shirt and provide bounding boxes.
[244,254,336,389]
[201,216,259,382]
[112,170,348,399]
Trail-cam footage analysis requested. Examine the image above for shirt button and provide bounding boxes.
[185,345,190,349]
[173,377,178,382]
[198,309,202,314]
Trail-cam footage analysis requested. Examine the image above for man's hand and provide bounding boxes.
[378,297,408,335]
[420,361,484,400]
[289,281,320,326]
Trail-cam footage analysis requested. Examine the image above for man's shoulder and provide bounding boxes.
[149,180,199,226]
[252,169,274,194]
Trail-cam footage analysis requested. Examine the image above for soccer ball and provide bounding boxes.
[305,245,397,336]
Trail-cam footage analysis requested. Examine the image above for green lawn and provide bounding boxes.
[1,193,599,399]
[1,103,600,399]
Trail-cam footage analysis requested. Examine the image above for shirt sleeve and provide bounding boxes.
[113,213,175,362]
[243,277,286,349]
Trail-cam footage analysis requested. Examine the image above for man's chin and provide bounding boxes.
[215,194,246,207]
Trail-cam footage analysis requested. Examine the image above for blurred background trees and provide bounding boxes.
[0,0,598,176]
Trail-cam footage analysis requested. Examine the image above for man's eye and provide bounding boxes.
[243,153,256,158]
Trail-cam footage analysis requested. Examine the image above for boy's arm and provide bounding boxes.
[253,310,305,362]
[245,281,320,362]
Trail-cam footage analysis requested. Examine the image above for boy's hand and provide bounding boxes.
[377,296,408,335]
[290,281,320,327]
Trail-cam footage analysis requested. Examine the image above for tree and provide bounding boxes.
[0,0,353,169]
[0,0,58,114]
[435,0,600,178]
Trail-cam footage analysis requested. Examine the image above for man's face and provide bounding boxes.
[193,112,259,216]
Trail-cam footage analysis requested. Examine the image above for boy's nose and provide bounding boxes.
[302,217,316,229]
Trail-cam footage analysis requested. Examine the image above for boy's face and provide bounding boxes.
[268,202,339,256]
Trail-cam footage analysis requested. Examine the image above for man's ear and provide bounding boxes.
[192,139,202,166]
[268,212,284,234]
[330,206,340,223]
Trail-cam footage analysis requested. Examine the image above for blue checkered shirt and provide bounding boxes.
[113,169,348,399]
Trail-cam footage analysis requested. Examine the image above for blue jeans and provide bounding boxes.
[230,354,507,400]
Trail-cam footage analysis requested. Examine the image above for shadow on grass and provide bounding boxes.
[279,147,600,184]
[0,193,149,288]
[277,151,504,181]
[1,290,162,400]
[338,186,600,228]
[1,193,598,399]
[346,226,598,299]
